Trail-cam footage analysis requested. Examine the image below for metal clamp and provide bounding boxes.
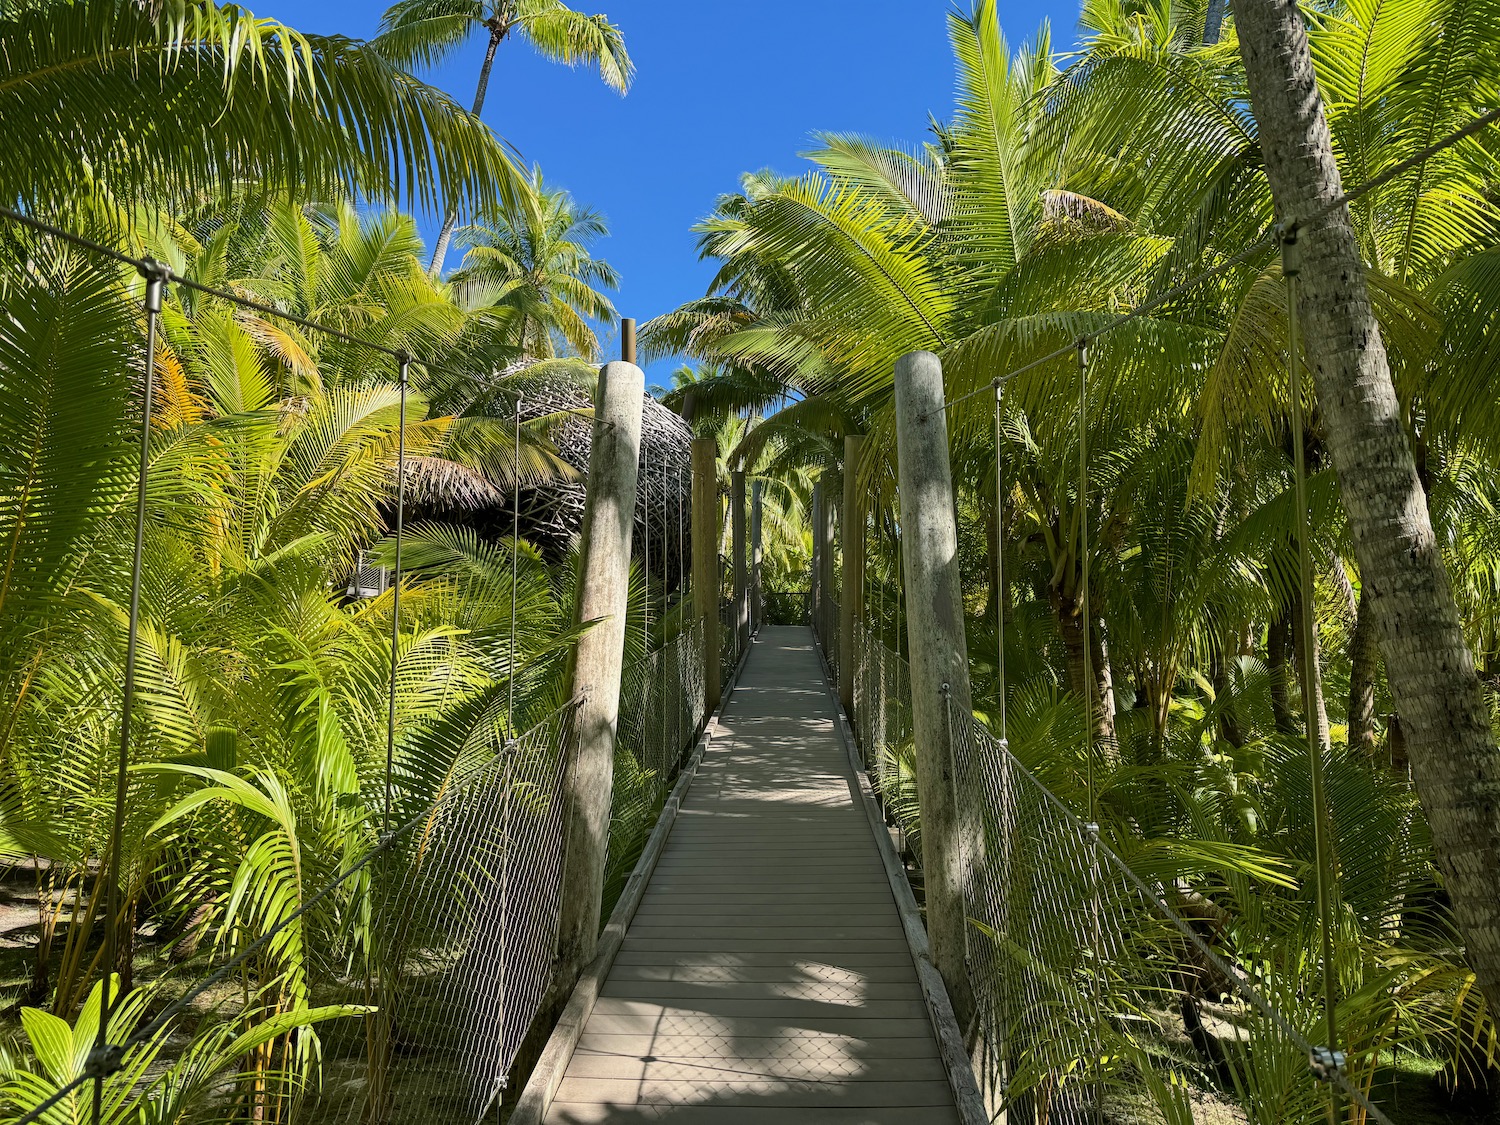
[138,257,172,313]
[1277,222,1302,277]
[1083,821,1100,840]
[84,1042,125,1079]
[1308,1046,1345,1082]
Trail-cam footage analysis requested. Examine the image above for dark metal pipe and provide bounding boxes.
[385,356,410,831]
[93,260,169,1114]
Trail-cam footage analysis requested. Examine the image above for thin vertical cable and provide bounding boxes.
[658,463,666,774]
[93,261,168,1118]
[995,382,1007,744]
[642,453,652,773]
[678,460,686,755]
[510,397,521,733]
[1282,226,1343,1121]
[1077,339,1097,819]
[1087,820,1104,1125]
[385,355,409,832]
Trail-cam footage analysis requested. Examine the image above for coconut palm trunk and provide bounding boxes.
[1233,0,1500,1009]
[429,14,510,277]
[1348,584,1381,756]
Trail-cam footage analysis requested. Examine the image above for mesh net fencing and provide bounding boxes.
[4,704,581,1125]
[605,619,708,918]
[0,211,718,1125]
[843,626,1394,1125]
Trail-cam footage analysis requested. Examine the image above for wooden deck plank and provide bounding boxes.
[545,627,958,1124]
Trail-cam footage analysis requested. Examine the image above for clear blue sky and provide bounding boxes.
[257,1,1082,378]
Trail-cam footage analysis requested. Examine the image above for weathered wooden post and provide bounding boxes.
[839,435,865,716]
[893,350,975,1026]
[556,356,646,988]
[816,477,828,636]
[731,469,750,654]
[692,437,722,714]
[816,475,836,646]
[751,479,764,632]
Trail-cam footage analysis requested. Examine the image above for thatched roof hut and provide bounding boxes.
[408,376,694,590]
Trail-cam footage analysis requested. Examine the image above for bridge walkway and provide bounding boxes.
[542,625,960,1124]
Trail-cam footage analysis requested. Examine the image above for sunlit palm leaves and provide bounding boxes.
[0,0,526,217]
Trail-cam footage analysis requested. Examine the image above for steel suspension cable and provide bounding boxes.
[384,355,409,833]
[89,260,168,1121]
[1282,228,1345,1119]
[994,383,1007,744]
[1076,341,1097,822]
[510,397,522,736]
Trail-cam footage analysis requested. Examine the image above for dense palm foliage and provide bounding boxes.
[0,0,642,1114]
[0,0,525,217]
[450,169,621,360]
[4,0,1500,1119]
[646,0,1500,1111]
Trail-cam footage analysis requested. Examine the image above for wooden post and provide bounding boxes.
[751,479,764,633]
[621,317,636,365]
[817,475,836,645]
[840,435,865,717]
[693,437,722,714]
[893,351,975,1026]
[811,481,824,634]
[731,469,749,654]
[556,359,646,988]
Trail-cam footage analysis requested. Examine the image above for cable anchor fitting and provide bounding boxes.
[85,1042,125,1080]
[1308,1046,1346,1082]
[1277,222,1302,278]
[138,257,171,314]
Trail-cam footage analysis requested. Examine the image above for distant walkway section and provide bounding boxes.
[544,625,960,1124]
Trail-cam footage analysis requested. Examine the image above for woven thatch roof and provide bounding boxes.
[411,378,694,589]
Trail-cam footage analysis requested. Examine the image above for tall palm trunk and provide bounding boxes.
[1348,584,1381,756]
[428,18,508,277]
[1234,0,1500,1011]
[1267,607,1297,734]
[1204,0,1227,44]
[1052,587,1117,753]
[1290,588,1331,752]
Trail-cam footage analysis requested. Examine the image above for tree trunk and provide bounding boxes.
[1204,0,1227,44]
[428,23,505,277]
[1268,608,1298,735]
[1052,588,1117,753]
[1289,588,1331,752]
[1235,0,1500,1012]
[1348,583,1381,757]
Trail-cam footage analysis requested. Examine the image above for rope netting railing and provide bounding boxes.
[308,702,580,1124]
[605,619,707,914]
[850,620,915,839]
[813,593,842,689]
[0,207,715,1125]
[943,698,1392,1124]
[7,702,580,1125]
[840,626,1396,1124]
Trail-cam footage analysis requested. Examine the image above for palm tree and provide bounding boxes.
[448,169,620,359]
[376,0,633,276]
[1231,0,1500,1017]
[0,1,524,218]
